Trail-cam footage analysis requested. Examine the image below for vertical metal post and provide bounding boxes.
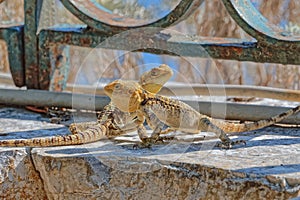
[0,27,25,87]
[24,0,42,89]
[49,45,70,91]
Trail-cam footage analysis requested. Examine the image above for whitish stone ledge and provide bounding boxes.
[0,107,299,199]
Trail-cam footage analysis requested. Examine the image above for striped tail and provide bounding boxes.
[210,105,300,133]
[0,125,108,147]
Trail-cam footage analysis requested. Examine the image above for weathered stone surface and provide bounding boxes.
[0,148,47,199]
[0,107,300,199]
[29,135,300,200]
[0,107,67,199]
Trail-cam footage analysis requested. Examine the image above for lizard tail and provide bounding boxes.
[211,105,300,133]
[0,126,108,147]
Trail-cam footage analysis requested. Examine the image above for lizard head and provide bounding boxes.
[104,80,143,113]
[139,64,173,93]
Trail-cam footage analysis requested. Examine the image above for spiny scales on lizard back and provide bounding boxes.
[104,79,300,148]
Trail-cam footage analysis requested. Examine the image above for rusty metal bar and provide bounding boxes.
[38,24,300,89]
[38,26,107,89]
[0,88,299,124]
[48,45,71,92]
[24,0,43,89]
[0,26,25,87]
[46,0,300,63]
[39,27,300,63]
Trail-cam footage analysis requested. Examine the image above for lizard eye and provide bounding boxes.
[114,83,121,90]
[151,70,158,76]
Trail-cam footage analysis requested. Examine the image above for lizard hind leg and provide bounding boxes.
[199,118,246,149]
[69,122,98,134]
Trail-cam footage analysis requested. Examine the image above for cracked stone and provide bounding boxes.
[0,107,299,199]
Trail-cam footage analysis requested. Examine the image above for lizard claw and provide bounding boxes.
[133,135,176,149]
[132,137,155,149]
[159,135,175,141]
[232,139,246,146]
[145,135,176,144]
[133,142,152,149]
[216,139,246,149]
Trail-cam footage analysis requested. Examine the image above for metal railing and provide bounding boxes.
[0,0,299,123]
[1,0,299,90]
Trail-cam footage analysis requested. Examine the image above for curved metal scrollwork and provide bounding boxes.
[1,0,300,89]
[220,0,300,64]
[60,0,203,33]
[222,0,300,43]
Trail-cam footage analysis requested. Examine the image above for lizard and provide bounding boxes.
[69,63,173,137]
[104,79,300,148]
[0,64,173,147]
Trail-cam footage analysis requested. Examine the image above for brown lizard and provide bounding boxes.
[70,64,173,137]
[104,80,300,148]
[0,64,173,147]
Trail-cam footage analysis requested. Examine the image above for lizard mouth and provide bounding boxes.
[104,84,114,98]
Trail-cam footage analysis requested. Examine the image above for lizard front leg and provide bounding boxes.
[136,111,149,140]
[145,112,175,142]
[137,108,175,145]
[129,111,154,148]
[132,110,170,148]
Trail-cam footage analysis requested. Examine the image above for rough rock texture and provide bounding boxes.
[0,149,47,199]
[29,137,300,200]
[0,107,300,199]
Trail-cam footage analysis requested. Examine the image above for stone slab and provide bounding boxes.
[0,106,299,199]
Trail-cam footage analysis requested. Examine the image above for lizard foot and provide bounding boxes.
[69,124,79,134]
[158,135,176,142]
[144,135,176,144]
[216,139,246,149]
[133,141,152,149]
[133,136,176,149]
